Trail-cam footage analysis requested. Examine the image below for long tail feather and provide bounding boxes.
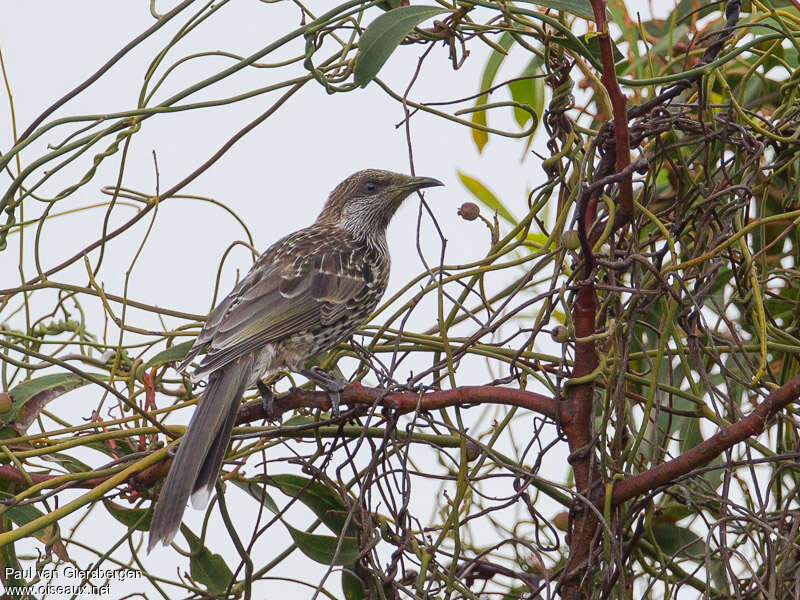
[190,394,242,509]
[148,356,253,552]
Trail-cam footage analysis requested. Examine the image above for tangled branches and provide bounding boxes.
[1,1,800,599]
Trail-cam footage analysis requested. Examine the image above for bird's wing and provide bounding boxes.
[188,231,370,376]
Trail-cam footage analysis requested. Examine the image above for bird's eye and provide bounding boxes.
[363,182,378,194]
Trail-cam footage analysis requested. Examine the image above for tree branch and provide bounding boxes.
[612,373,800,504]
[237,382,558,423]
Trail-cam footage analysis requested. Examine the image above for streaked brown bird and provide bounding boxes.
[148,169,443,551]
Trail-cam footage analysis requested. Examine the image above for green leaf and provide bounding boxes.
[515,0,593,19]
[354,6,448,87]
[282,414,316,427]
[285,524,359,565]
[679,404,723,493]
[651,523,705,561]
[623,25,689,75]
[103,499,152,531]
[671,0,718,23]
[231,478,280,514]
[2,494,70,561]
[554,32,624,65]
[144,340,194,369]
[180,524,234,596]
[472,32,515,152]
[4,373,87,431]
[376,0,406,9]
[46,452,92,473]
[508,57,544,129]
[342,570,366,600]
[710,557,728,591]
[657,501,694,524]
[457,172,517,225]
[269,474,355,537]
[606,0,629,30]
[0,524,27,592]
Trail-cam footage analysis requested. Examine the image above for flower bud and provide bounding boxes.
[552,511,570,531]
[550,325,569,343]
[458,202,480,221]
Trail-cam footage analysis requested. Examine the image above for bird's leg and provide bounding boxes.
[256,380,279,422]
[300,367,347,416]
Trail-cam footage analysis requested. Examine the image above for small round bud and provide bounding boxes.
[465,440,481,462]
[458,202,480,221]
[562,230,581,250]
[552,511,570,532]
[550,325,569,343]
[0,392,12,413]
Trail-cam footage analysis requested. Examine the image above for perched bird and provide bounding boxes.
[148,169,443,551]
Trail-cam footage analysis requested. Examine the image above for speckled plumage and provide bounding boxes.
[183,226,391,384]
[148,170,443,551]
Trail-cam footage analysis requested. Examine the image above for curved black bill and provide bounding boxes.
[408,176,444,190]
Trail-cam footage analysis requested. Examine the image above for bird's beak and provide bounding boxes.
[407,176,444,190]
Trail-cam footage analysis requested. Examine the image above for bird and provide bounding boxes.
[147,169,443,551]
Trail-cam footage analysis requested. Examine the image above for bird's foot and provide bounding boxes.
[257,380,280,422]
[300,367,347,417]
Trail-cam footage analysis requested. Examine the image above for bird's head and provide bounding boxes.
[317,169,443,238]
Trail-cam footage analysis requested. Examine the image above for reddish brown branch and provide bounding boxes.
[558,284,602,600]
[0,459,169,491]
[0,385,557,493]
[590,0,633,223]
[238,382,558,423]
[558,5,623,595]
[612,374,800,504]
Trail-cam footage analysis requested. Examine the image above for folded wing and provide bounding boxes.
[181,232,372,378]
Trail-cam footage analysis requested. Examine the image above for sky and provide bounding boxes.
[0,1,666,597]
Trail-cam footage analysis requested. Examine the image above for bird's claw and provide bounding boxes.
[328,390,341,418]
[257,380,280,423]
[300,367,347,417]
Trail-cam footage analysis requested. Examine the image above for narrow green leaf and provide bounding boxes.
[355,6,448,87]
[144,340,194,368]
[515,0,594,20]
[285,524,359,565]
[342,570,366,600]
[526,232,548,246]
[624,25,689,75]
[508,57,544,128]
[103,499,151,531]
[4,373,87,431]
[376,0,406,9]
[2,494,70,561]
[472,32,515,152]
[710,558,727,591]
[606,0,629,31]
[47,452,92,474]
[671,0,718,23]
[554,32,624,65]
[0,523,27,593]
[282,414,316,427]
[231,478,280,514]
[679,399,723,493]
[180,524,234,595]
[457,172,517,225]
[269,474,355,537]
